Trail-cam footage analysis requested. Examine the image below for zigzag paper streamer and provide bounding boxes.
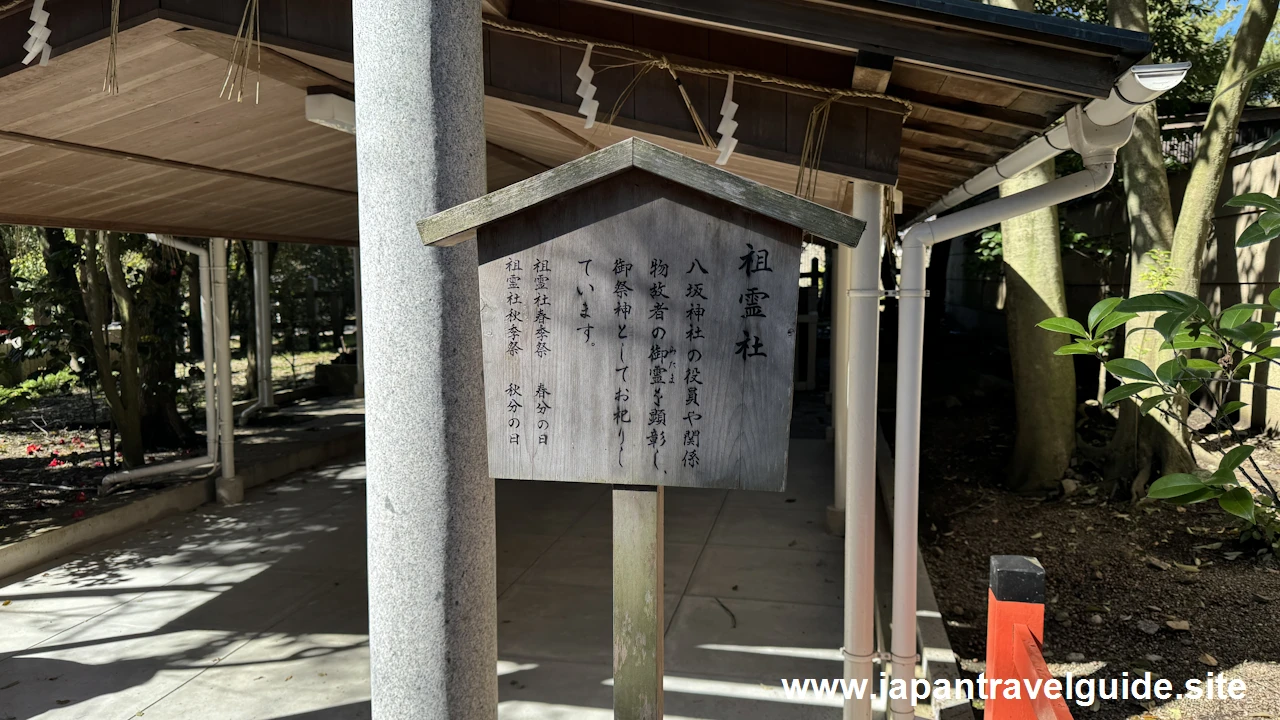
[716,73,739,165]
[576,44,599,129]
[22,0,51,67]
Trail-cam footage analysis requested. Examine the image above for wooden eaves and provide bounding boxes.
[418,138,867,248]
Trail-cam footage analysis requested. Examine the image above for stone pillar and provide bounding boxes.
[352,1,497,718]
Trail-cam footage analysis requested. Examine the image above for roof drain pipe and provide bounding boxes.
[102,235,220,493]
[888,103,1143,720]
[239,240,274,425]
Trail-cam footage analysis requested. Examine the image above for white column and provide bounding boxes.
[351,247,364,398]
[843,181,883,720]
[830,242,851,520]
[199,251,217,461]
[211,238,240,504]
[353,0,497,717]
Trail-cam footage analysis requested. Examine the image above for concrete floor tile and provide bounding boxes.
[519,536,702,594]
[708,505,841,553]
[665,596,843,680]
[498,533,559,571]
[724,440,833,512]
[685,546,843,607]
[498,584,613,665]
[138,632,371,720]
[496,657,841,720]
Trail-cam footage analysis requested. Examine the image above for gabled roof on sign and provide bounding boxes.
[417,138,866,249]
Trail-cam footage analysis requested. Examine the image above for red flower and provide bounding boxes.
[48,459,62,467]
[25,444,41,455]
[93,461,104,468]
[74,492,87,502]
[50,450,59,457]
[72,509,85,519]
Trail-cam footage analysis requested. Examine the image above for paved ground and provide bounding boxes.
[0,441,860,720]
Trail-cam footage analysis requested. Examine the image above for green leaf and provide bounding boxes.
[1161,332,1220,351]
[1036,317,1088,338]
[1117,294,1187,313]
[1222,321,1267,346]
[1095,311,1137,335]
[1105,358,1159,383]
[1269,288,1280,311]
[1254,131,1280,159]
[1153,310,1191,340]
[1226,192,1280,213]
[1138,394,1170,416]
[1220,445,1255,473]
[1219,487,1255,523]
[1148,473,1207,499]
[1156,358,1181,385]
[1216,400,1248,419]
[1103,382,1156,406]
[1204,469,1238,486]
[1236,219,1280,248]
[1221,303,1270,329]
[1167,487,1221,505]
[1184,358,1220,372]
[1179,379,1203,394]
[1236,346,1280,371]
[1163,291,1211,320]
[1054,342,1097,356]
[1087,298,1124,331]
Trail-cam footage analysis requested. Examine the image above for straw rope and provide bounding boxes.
[103,0,120,94]
[483,17,913,116]
[484,17,910,200]
[221,0,262,103]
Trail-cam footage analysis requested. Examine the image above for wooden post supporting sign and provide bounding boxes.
[613,485,664,719]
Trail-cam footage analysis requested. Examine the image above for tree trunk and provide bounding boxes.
[139,239,195,450]
[77,231,146,468]
[186,253,202,357]
[1170,0,1280,286]
[0,229,14,307]
[1000,160,1078,493]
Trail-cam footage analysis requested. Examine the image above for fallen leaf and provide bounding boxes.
[1174,563,1200,573]
[1146,557,1172,571]
[1193,542,1223,551]
[1166,619,1191,631]
[1224,551,1244,561]
[1,600,9,607]
[1030,532,1043,539]
[1199,653,1218,667]
[285,675,293,682]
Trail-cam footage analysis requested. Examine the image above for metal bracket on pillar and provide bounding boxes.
[863,289,929,299]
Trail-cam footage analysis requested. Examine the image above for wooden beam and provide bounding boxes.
[485,18,910,117]
[487,141,552,175]
[563,0,1137,99]
[898,158,972,183]
[490,86,901,187]
[898,143,993,168]
[902,119,1021,151]
[891,86,1049,132]
[0,128,357,198]
[482,0,512,17]
[0,209,355,246]
[167,27,354,94]
[851,51,893,93]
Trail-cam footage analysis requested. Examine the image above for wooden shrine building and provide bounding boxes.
[0,0,1150,243]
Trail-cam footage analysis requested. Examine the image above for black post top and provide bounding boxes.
[989,555,1045,604]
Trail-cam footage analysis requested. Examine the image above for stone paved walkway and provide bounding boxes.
[0,442,859,719]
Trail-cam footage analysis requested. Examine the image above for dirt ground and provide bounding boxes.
[0,350,340,544]
[921,385,1280,720]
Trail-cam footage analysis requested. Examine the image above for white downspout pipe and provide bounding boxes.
[239,240,274,423]
[211,238,239,502]
[843,181,883,720]
[886,86,1173,717]
[102,235,219,492]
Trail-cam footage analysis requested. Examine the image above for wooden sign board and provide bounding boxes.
[419,139,866,492]
[477,172,800,491]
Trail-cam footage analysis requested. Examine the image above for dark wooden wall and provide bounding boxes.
[0,0,354,74]
[490,0,901,185]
